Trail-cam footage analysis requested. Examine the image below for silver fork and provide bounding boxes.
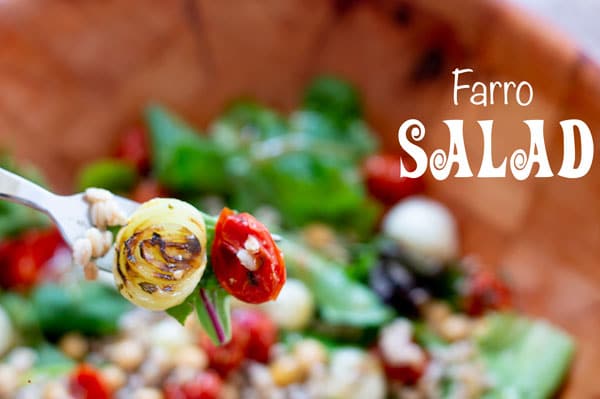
[0,167,140,271]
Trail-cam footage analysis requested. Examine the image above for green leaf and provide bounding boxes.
[477,313,575,399]
[344,242,378,283]
[0,201,49,239]
[0,152,47,186]
[289,111,377,160]
[22,345,75,382]
[279,238,393,328]
[31,282,132,339]
[232,152,380,234]
[196,288,232,345]
[213,101,288,146]
[145,105,229,194]
[303,76,362,130]
[76,159,138,193]
[35,344,74,368]
[166,294,195,325]
[0,292,43,345]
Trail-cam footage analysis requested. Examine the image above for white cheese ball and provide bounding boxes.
[382,196,459,262]
[260,278,314,331]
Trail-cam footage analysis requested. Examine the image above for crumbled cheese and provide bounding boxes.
[237,248,258,271]
[244,235,261,254]
[236,235,262,271]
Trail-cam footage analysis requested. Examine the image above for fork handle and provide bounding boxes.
[0,167,56,214]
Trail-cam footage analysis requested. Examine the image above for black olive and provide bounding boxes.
[369,259,422,317]
[371,239,467,313]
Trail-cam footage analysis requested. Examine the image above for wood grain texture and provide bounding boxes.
[0,0,597,396]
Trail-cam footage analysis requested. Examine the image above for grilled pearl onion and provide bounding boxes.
[114,198,207,310]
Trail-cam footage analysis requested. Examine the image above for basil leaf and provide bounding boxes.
[166,293,196,325]
[145,105,229,194]
[32,282,131,338]
[279,239,393,328]
[477,313,574,399]
[303,76,362,130]
[76,159,138,193]
[212,101,288,147]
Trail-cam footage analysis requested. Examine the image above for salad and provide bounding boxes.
[0,77,573,399]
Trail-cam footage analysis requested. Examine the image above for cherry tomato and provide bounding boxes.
[362,154,424,205]
[69,364,110,399]
[114,126,150,174]
[0,227,65,290]
[199,320,250,377]
[463,268,512,316]
[130,179,169,203]
[163,370,223,399]
[232,308,277,363]
[380,352,428,385]
[211,208,286,304]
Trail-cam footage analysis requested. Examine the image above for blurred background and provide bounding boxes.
[511,0,600,61]
[0,1,599,398]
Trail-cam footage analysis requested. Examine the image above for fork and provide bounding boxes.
[0,167,140,271]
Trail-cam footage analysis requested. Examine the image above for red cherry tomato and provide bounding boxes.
[69,364,110,399]
[130,179,169,203]
[199,320,250,377]
[232,308,277,363]
[0,227,65,290]
[463,269,512,316]
[374,343,428,386]
[164,370,223,399]
[362,154,424,205]
[211,208,286,304]
[380,353,428,385]
[114,127,150,174]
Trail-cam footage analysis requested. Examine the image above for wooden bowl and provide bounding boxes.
[0,1,598,396]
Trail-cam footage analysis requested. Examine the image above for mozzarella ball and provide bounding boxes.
[260,279,314,330]
[382,196,459,262]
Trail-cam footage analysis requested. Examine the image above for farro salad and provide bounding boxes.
[0,77,573,399]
